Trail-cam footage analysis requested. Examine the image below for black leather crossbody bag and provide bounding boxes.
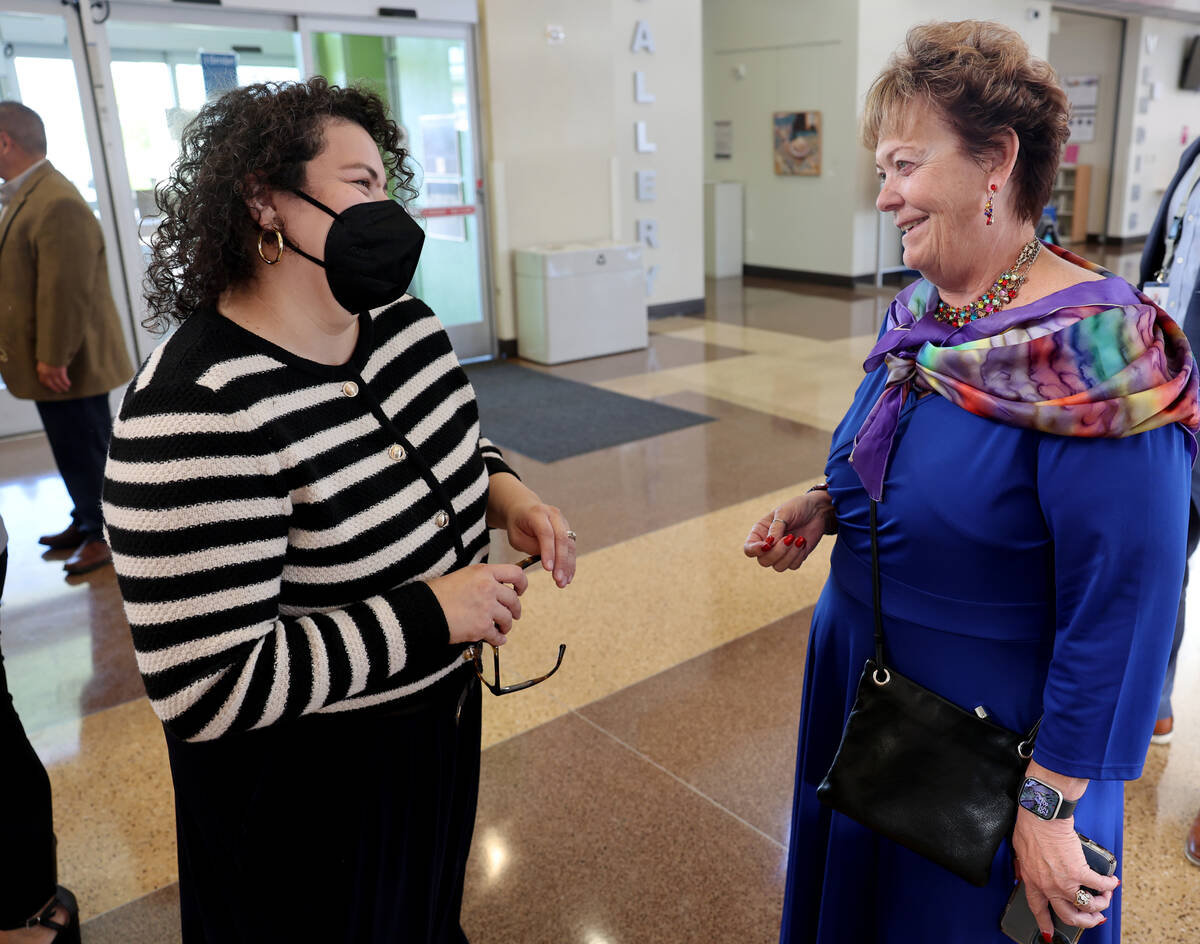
[816,499,1041,887]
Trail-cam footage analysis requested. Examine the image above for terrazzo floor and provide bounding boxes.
[1,258,1197,942]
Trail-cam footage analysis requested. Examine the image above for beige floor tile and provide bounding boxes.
[498,479,831,712]
[665,322,876,362]
[597,351,870,431]
[32,699,177,920]
[479,673,568,750]
[647,314,709,335]
[1122,575,1200,939]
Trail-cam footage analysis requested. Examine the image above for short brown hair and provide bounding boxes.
[861,20,1069,224]
[0,101,47,155]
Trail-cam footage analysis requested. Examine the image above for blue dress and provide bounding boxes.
[779,286,1192,943]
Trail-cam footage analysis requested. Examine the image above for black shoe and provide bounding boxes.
[38,523,85,550]
[25,886,80,944]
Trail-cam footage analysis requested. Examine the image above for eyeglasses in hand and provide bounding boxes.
[466,554,566,696]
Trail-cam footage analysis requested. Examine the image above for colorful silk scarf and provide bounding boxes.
[851,242,1200,501]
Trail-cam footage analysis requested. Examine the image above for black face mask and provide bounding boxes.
[284,189,425,314]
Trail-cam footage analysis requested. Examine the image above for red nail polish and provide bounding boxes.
[782,534,794,546]
[1098,917,1107,925]
[764,537,775,549]
[1042,933,1053,943]
[796,536,806,547]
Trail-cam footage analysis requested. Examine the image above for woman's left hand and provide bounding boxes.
[507,501,576,588]
[1012,811,1118,936]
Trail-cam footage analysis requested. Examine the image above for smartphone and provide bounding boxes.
[999,833,1117,944]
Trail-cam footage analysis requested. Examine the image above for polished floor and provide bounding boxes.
[1,254,1198,942]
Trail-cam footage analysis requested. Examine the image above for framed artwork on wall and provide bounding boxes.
[773,110,821,176]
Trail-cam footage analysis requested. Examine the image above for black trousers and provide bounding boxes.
[167,673,481,944]
[35,393,113,537]
[0,549,58,928]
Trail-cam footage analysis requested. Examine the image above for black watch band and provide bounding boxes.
[806,482,837,534]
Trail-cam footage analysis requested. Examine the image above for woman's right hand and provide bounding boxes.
[743,490,834,572]
[427,563,529,648]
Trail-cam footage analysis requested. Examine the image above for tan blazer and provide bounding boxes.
[0,161,133,401]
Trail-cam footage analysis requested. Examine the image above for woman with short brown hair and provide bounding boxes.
[745,21,1198,943]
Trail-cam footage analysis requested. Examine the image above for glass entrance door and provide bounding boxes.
[102,10,303,357]
[0,0,127,438]
[301,19,493,360]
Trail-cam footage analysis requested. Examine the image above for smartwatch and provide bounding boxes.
[1017,777,1078,820]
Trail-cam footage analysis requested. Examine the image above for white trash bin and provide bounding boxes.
[514,242,647,365]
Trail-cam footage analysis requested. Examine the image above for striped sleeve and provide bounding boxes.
[478,436,516,479]
[103,383,451,742]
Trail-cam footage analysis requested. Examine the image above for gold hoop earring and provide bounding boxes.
[257,228,283,265]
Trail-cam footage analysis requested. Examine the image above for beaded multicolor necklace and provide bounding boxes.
[932,238,1042,328]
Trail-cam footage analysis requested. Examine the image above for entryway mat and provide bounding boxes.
[464,362,714,462]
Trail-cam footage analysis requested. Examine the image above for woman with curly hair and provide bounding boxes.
[102,78,576,942]
[744,22,1197,943]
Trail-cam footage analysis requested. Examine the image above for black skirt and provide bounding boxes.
[165,672,481,943]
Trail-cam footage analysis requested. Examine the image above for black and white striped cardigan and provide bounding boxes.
[103,296,512,742]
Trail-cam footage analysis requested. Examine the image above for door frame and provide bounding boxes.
[0,0,140,437]
[86,3,303,365]
[298,15,496,361]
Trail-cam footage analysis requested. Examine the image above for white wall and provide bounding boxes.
[1107,14,1200,239]
[702,0,1053,281]
[480,0,704,341]
[613,1,704,313]
[1047,8,1124,238]
[703,1,860,277]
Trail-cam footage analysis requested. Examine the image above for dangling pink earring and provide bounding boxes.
[984,184,997,226]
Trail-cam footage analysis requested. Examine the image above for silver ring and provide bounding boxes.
[1075,888,1093,909]
[566,530,577,541]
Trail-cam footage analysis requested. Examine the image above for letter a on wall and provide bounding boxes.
[631,20,656,54]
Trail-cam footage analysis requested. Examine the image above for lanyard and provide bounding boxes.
[1158,155,1200,283]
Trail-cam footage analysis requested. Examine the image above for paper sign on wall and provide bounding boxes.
[714,120,732,160]
[1064,75,1099,143]
[200,53,238,100]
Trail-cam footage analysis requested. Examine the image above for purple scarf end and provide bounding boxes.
[850,382,909,503]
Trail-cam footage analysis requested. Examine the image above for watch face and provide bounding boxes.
[1019,778,1062,819]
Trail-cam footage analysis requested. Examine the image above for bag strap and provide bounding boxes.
[868,498,1041,746]
[869,499,886,670]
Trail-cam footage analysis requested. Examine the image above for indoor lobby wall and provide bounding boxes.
[703,0,1053,283]
[1047,8,1124,240]
[1105,13,1200,241]
[703,0,861,281]
[478,0,705,342]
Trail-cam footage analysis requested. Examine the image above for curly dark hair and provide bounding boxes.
[143,77,417,333]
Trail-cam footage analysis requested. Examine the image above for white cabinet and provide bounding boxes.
[514,242,647,365]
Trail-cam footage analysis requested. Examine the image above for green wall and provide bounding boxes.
[311,33,482,329]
